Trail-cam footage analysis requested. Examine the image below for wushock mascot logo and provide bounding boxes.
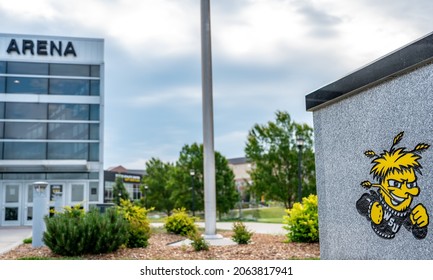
[356,132,430,239]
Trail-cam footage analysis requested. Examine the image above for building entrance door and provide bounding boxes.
[1,183,21,226]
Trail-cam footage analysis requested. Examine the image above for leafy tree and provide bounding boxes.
[112,176,130,205]
[245,111,315,208]
[141,158,176,216]
[175,143,239,218]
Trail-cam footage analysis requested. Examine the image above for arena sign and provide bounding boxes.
[6,38,77,57]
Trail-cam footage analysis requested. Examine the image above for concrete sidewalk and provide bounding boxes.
[0,222,285,254]
[0,226,32,255]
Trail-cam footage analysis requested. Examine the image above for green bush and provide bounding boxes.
[231,221,253,244]
[188,232,209,251]
[117,199,152,248]
[283,194,319,243]
[164,208,197,236]
[43,206,129,256]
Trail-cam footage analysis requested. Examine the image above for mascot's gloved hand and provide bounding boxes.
[411,204,429,228]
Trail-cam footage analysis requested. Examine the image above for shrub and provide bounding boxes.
[23,237,32,244]
[117,199,152,248]
[189,232,209,251]
[283,194,319,243]
[43,207,129,256]
[231,221,253,244]
[164,208,197,236]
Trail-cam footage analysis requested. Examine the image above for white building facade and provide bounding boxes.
[0,33,104,226]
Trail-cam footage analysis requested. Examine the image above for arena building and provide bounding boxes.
[0,33,104,226]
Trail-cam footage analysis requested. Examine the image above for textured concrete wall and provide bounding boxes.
[313,62,433,259]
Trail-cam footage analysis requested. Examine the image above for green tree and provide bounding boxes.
[245,111,316,208]
[141,158,176,216]
[112,176,130,205]
[175,143,239,218]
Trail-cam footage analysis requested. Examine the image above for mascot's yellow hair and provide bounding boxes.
[364,132,429,181]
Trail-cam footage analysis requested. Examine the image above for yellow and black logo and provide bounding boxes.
[356,132,430,239]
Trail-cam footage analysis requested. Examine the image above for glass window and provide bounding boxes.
[90,124,99,140]
[50,78,89,95]
[0,122,3,138]
[89,172,99,179]
[0,61,5,73]
[5,122,47,139]
[4,142,46,159]
[27,185,33,203]
[90,105,100,120]
[71,184,84,202]
[89,182,99,201]
[50,184,63,201]
[48,104,89,120]
[46,173,88,180]
[6,185,19,203]
[0,77,5,92]
[90,65,100,77]
[50,64,90,76]
[5,208,19,221]
[0,102,5,119]
[90,80,100,96]
[2,173,45,180]
[26,207,33,221]
[48,123,88,140]
[6,77,48,94]
[7,62,48,75]
[47,143,88,160]
[6,103,47,119]
[89,143,99,161]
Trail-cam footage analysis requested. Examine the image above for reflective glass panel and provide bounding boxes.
[5,103,47,119]
[0,77,5,92]
[48,103,89,120]
[71,184,84,202]
[7,62,48,75]
[90,65,100,77]
[90,105,100,120]
[27,185,33,203]
[0,61,5,73]
[4,142,46,159]
[5,122,47,139]
[0,102,5,118]
[90,80,100,96]
[7,77,48,94]
[48,123,88,140]
[90,124,99,140]
[89,182,99,201]
[6,185,19,203]
[5,207,18,221]
[27,207,33,221]
[50,78,89,95]
[50,64,89,76]
[89,143,99,161]
[47,143,88,160]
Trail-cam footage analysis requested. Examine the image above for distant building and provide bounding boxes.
[104,165,145,203]
[228,157,253,201]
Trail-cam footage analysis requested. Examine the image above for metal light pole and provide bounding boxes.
[201,0,219,238]
[190,169,195,216]
[296,136,305,202]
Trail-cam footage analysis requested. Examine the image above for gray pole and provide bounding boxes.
[32,182,49,247]
[201,0,219,238]
[297,147,303,202]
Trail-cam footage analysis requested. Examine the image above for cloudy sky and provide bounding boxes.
[1,0,432,169]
